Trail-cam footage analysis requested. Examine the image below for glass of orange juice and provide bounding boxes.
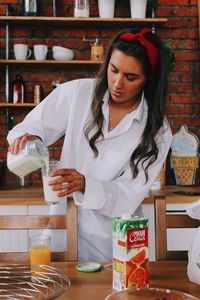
[29,235,51,275]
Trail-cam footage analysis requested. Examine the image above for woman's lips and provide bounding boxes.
[111,89,123,98]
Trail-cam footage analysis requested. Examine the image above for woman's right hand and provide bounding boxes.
[8,133,39,155]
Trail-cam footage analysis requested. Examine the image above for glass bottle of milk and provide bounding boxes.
[7,139,49,181]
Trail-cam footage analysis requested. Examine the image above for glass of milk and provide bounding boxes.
[42,160,62,205]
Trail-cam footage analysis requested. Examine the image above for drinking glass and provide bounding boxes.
[42,160,62,204]
[74,0,89,17]
[29,235,51,274]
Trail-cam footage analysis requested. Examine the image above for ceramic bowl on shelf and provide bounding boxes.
[52,46,74,60]
[52,51,74,60]
[104,287,199,300]
[52,46,71,52]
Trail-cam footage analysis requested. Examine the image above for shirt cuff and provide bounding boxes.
[73,191,84,205]
[73,175,105,210]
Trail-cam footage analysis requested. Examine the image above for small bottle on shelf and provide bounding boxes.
[12,74,25,103]
[33,84,41,104]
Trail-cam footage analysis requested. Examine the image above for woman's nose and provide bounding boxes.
[114,75,123,89]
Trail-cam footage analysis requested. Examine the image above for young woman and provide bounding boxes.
[7,28,172,261]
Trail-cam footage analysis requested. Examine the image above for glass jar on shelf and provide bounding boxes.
[22,0,38,16]
[74,0,89,18]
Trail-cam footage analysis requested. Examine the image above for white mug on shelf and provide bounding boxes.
[33,44,48,60]
[130,0,147,18]
[14,43,32,60]
[98,0,115,18]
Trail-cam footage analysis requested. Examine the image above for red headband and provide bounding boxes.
[119,28,158,74]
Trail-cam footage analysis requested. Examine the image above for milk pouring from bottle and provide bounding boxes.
[7,140,63,204]
[7,139,49,179]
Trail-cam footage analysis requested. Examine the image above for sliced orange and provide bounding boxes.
[130,248,146,265]
[128,267,146,288]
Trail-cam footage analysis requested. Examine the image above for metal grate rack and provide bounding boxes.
[0,264,71,299]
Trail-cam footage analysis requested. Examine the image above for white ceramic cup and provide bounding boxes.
[98,0,115,18]
[14,44,32,60]
[33,44,48,60]
[130,0,147,18]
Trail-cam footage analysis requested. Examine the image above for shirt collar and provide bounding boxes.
[102,91,146,137]
[129,92,145,123]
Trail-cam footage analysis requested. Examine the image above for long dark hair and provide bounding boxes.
[85,28,170,181]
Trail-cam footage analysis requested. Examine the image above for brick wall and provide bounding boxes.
[0,0,199,186]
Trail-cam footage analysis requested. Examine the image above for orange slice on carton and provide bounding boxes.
[130,248,146,266]
[128,267,147,288]
[126,261,137,278]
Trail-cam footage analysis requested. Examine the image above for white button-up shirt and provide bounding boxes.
[7,78,172,261]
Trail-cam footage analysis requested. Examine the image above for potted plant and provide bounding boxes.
[164,42,175,71]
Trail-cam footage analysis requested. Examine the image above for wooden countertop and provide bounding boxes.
[55,261,200,299]
[146,185,200,204]
[0,186,45,205]
[0,185,199,205]
[0,261,199,299]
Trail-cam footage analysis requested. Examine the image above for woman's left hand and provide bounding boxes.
[48,168,85,196]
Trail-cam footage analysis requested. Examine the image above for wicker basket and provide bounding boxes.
[170,155,199,186]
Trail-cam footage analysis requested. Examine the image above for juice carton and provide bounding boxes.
[112,215,149,291]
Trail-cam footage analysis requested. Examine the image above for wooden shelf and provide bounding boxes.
[0,186,45,205]
[0,59,102,65]
[0,16,168,27]
[0,103,36,107]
